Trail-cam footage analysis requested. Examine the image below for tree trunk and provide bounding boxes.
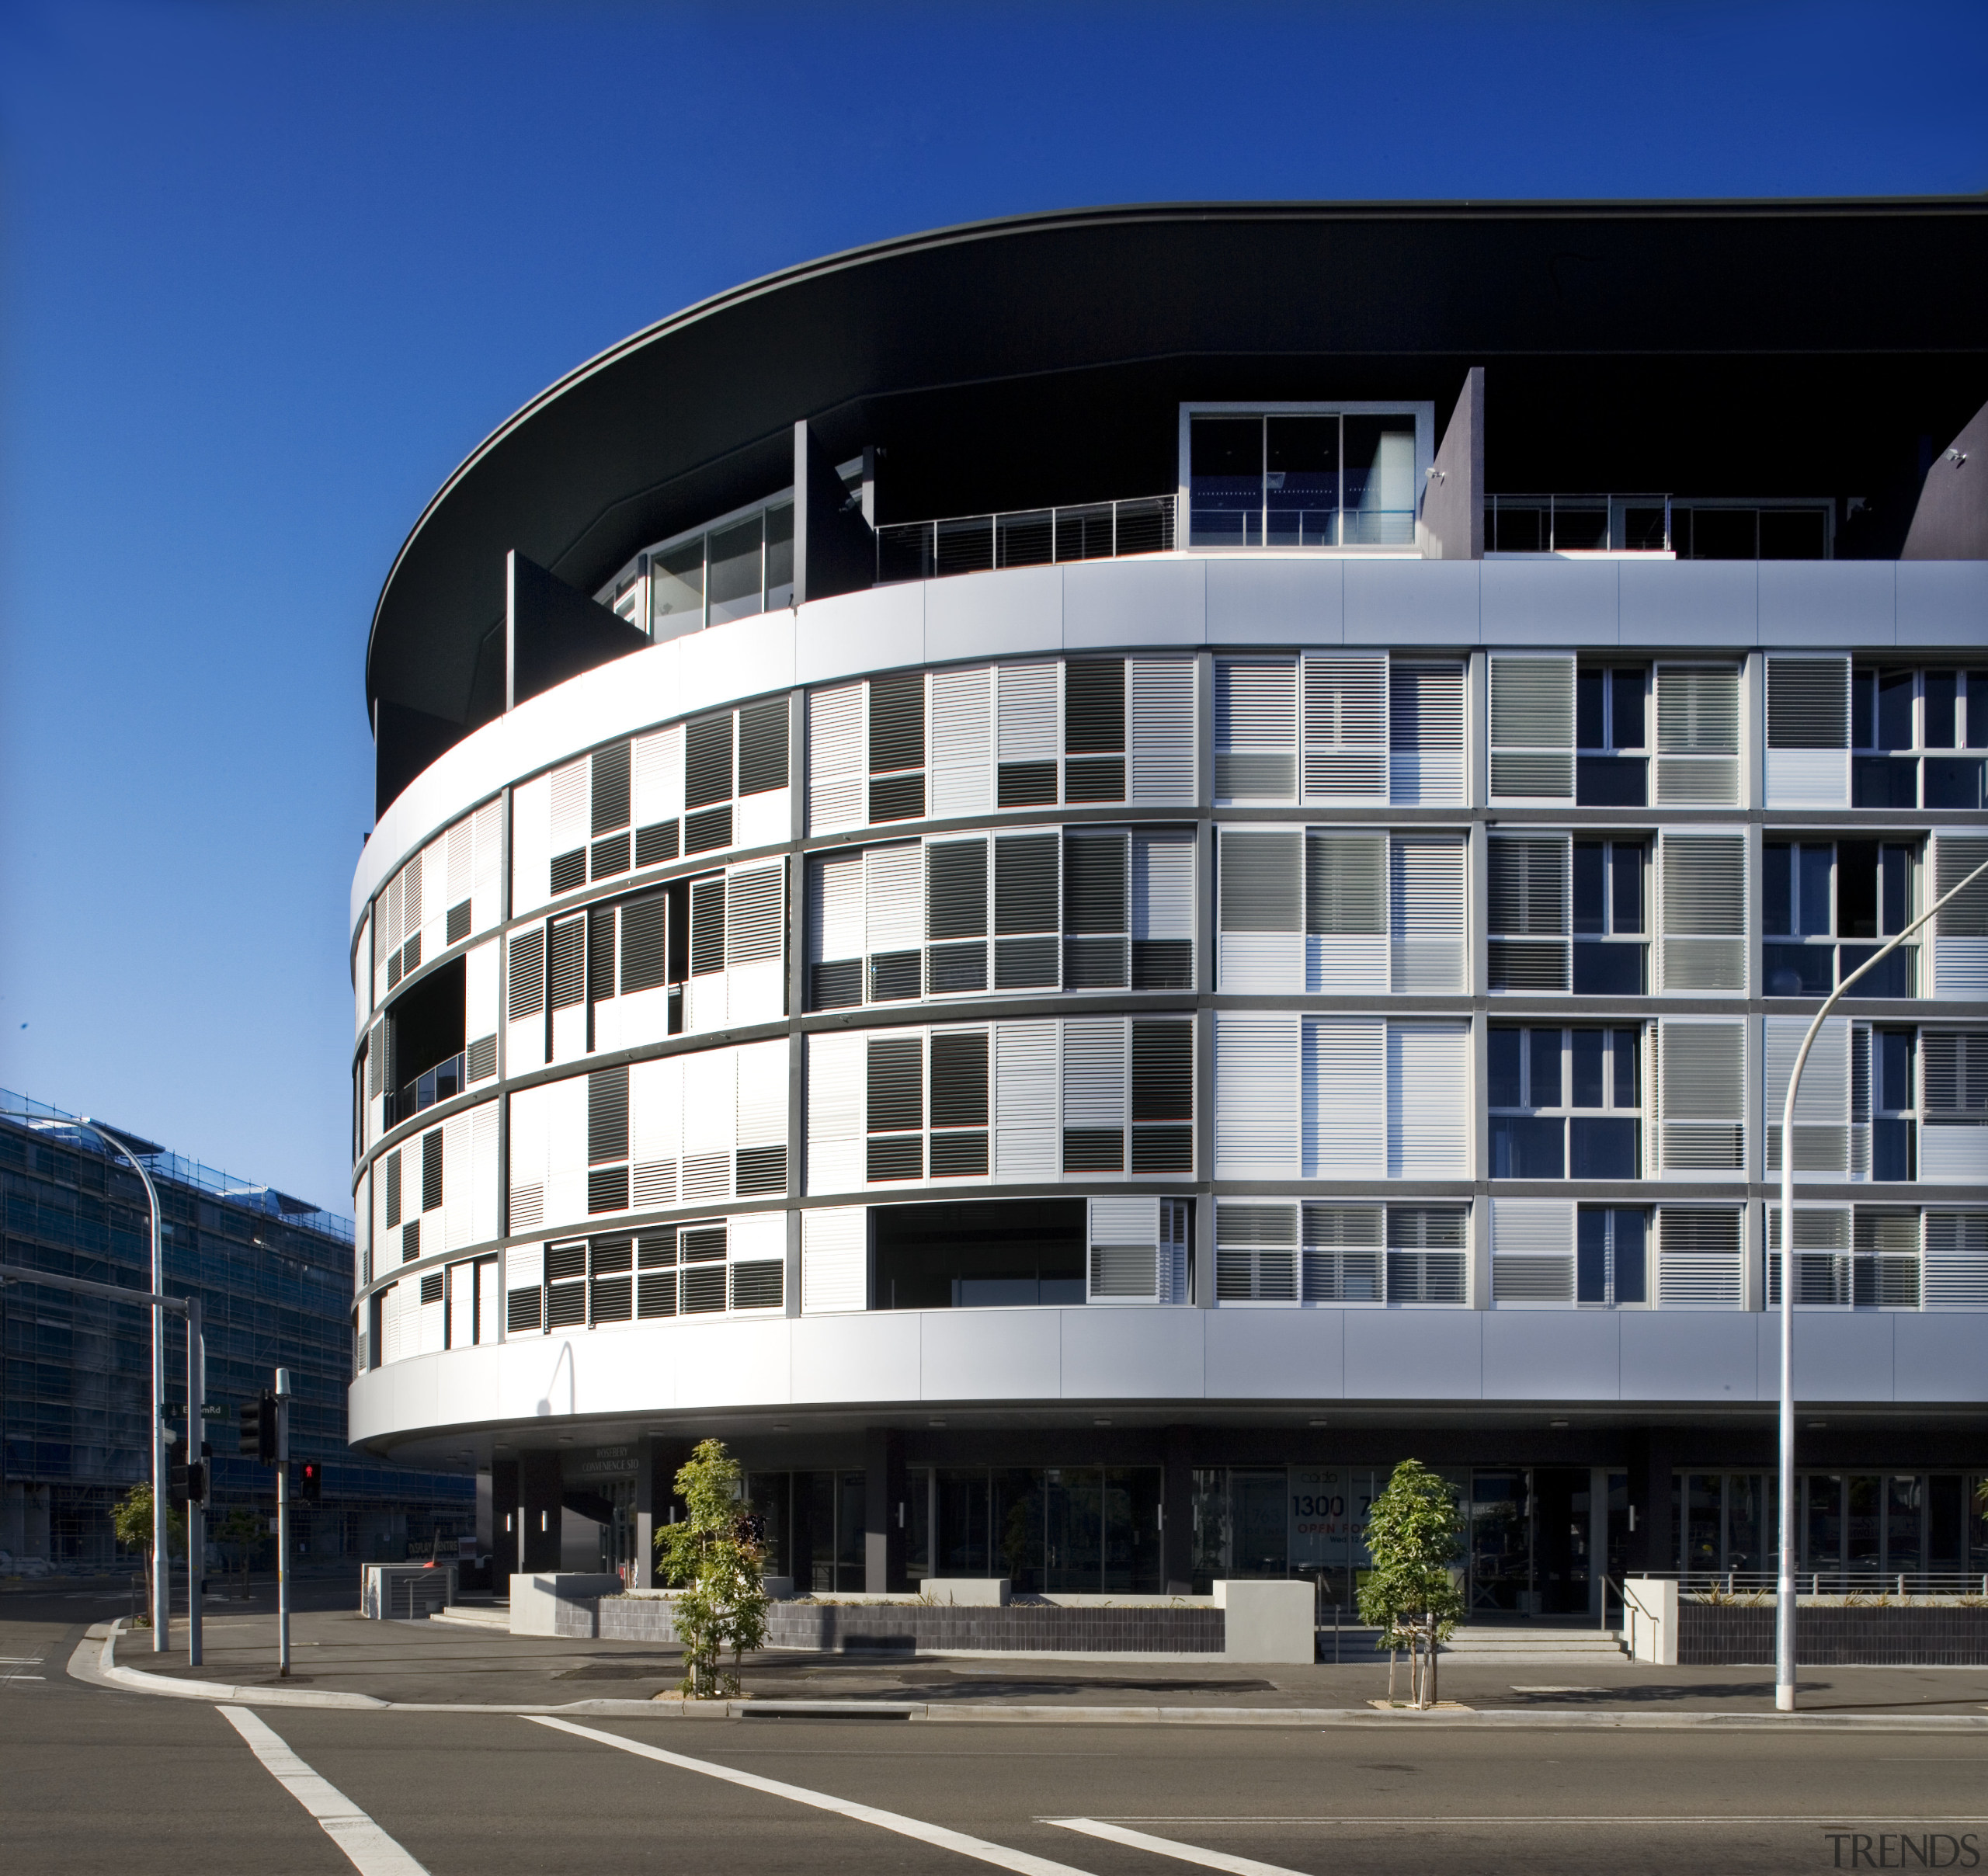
[1387,1645,1397,1702]
[1428,1618,1440,1706]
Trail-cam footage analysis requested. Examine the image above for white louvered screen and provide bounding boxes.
[724,1210,786,1314]
[1654,664,1740,805]
[1489,653,1576,801]
[1305,832,1387,993]
[1488,835,1571,993]
[802,1205,867,1313]
[1302,1202,1384,1304]
[1764,1016,1851,1177]
[1215,660,1298,804]
[465,938,500,1084]
[1215,1013,1301,1178]
[504,1244,544,1336]
[865,842,923,967]
[992,1020,1060,1180]
[632,721,684,849]
[808,849,865,1009]
[510,770,551,919]
[930,665,993,816]
[378,1280,415,1365]
[507,1073,587,1235]
[805,1031,865,1195]
[1133,829,1197,988]
[1921,1030,1988,1180]
[807,683,865,832]
[1659,832,1747,993]
[354,912,372,1034]
[467,1099,500,1248]
[1388,662,1465,804]
[735,1038,789,1198]
[1128,658,1197,804]
[997,662,1061,796]
[1657,1020,1746,1176]
[1932,835,1988,999]
[1766,655,1851,808]
[1387,1022,1470,1178]
[681,1048,738,1207]
[1302,1017,1386,1176]
[1390,835,1466,993]
[353,1168,371,1291]
[1088,1196,1163,1305]
[1218,827,1303,992]
[1302,655,1388,801]
[1492,1198,1576,1305]
[549,758,588,878]
[1215,1200,1299,1305]
[725,861,786,1024]
[629,1052,682,1210]
[1062,1018,1128,1170]
[1656,1207,1743,1308]
[446,1260,474,1348]
[1924,1211,1988,1308]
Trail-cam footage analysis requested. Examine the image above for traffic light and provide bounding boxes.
[240,1391,276,1461]
[297,1461,322,1504]
[168,1436,189,1512]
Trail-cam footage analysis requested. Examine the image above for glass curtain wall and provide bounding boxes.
[1189,414,1417,548]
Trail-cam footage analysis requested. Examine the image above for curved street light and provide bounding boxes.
[1774,849,1988,1712]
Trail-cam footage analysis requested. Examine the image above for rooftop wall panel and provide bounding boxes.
[1480,558,1621,645]
[1343,558,1480,645]
[1206,557,1343,646]
[1757,559,1896,646]
[925,565,1062,663]
[1063,556,1207,649]
[1896,559,1988,647]
[1619,558,1758,646]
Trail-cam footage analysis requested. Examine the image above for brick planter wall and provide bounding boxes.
[593,1596,1225,1655]
[1679,1603,1988,1666]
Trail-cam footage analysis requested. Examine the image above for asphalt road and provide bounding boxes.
[8,1586,1988,1876]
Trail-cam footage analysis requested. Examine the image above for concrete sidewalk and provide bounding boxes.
[75,1604,1988,1726]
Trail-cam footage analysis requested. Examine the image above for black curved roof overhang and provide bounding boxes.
[367,197,1988,729]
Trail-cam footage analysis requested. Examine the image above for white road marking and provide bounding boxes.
[1048,1819,1312,1876]
[1069,1814,1988,1827]
[218,1706,430,1874]
[528,1714,1098,1876]
[0,1655,44,1662]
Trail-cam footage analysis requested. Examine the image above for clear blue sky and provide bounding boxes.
[1,2,1982,1216]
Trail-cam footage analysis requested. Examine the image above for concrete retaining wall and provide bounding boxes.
[1679,1603,1988,1666]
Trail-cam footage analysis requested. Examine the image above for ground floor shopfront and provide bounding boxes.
[481,1419,1988,1616]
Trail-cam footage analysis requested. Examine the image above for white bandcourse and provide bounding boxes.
[218,1705,430,1874]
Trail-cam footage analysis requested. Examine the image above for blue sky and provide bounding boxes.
[1,1,1983,1215]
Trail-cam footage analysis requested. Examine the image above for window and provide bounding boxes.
[1488,835,1569,992]
[873,1197,1086,1308]
[598,496,794,639]
[1921,1030,1988,1181]
[1763,839,1918,997]
[1572,839,1648,993]
[1768,1205,1921,1310]
[1864,1026,1918,1182]
[1657,832,1747,994]
[1575,665,1649,806]
[1215,1200,1443,1305]
[1656,1020,1746,1176]
[1853,667,1988,810]
[1766,655,1851,810]
[1489,1027,1642,1179]
[1579,1207,1648,1306]
[1489,653,1576,803]
[1653,664,1740,806]
[1654,1207,1743,1308]
[507,1216,783,1328]
[1186,408,1423,548]
[1670,501,1831,560]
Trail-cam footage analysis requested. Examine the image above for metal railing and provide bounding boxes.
[388,1051,466,1129]
[1640,1569,1988,1598]
[876,494,1176,585]
[1485,493,1672,554]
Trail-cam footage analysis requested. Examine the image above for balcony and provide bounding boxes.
[387,1051,465,1130]
[1486,494,1672,554]
[876,495,1176,585]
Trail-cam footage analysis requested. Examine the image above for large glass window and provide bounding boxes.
[637,499,795,639]
[1852,667,1988,808]
[1571,838,1648,992]
[1764,839,1918,997]
[1490,1026,1643,1179]
[1575,666,1649,806]
[1188,410,1420,549]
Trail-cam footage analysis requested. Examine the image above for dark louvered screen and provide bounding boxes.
[587,1166,630,1214]
[996,761,1058,807]
[995,835,1058,933]
[421,1128,443,1212]
[689,877,726,975]
[735,1145,787,1195]
[588,906,617,1003]
[868,951,921,1002]
[589,1065,630,1164]
[684,712,735,809]
[1065,831,1129,988]
[737,697,789,795]
[508,1287,542,1333]
[1132,940,1193,989]
[591,741,632,834]
[929,1030,989,1128]
[1131,1019,1194,1172]
[384,1149,402,1227]
[868,772,925,823]
[589,832,631,880]
[926,840,988,939]
[680,1263,727,1312]
[467,1034,497,1082]
[619,893,669,994]
[634,820,679,868]
[1065,756,1124,803]
[867,1036,923,1132]
[550,849,586,895]
[1062,1129,1124,1172]
[547,916,586,1009]
[929,1130,989,1176]
[637,1231,678,1318]
[446,900,471,944]
[547,1239,589,1280]
[730,1260,783,1310]
[507,928,545,1018]
[867,1134,924,1182]
[1065,659,1125,753]
[401,934,422,978]
[420,1271,443,1305]
[683,804,733,853]
[868,672,925,773]
[811,959,862,1009]
[401,1218,420,1263]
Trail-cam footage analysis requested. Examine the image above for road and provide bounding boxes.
[6,1587,1987,1875]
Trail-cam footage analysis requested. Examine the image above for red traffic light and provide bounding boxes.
[298,1461,322,1504]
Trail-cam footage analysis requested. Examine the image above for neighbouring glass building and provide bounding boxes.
[348,201,1988,1615]
[1,1092,473,1570]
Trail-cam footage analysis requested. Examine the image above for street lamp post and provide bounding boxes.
[1773,851,1988,1713]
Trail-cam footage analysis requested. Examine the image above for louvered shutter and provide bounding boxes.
[808,850,865,1009]
[447,815,474,942]
[1128,658,1197,804]
[996,662,1060,808]
[1215,660,1297,804]
[681,1047,736,1205]
[1216,1201,1298,1304]
[1921,1031,1988,1180]
[1492,1198,1576,1304]
[1064,658,1127,804]
[1214,1013,1300,1178]
[860,842,923,1003]
[992,830,1060,989]
[928,1026,990,1177]
[446,1257,474,1347]
[469,1100,499,1245]
[548,759,588,896]
[1302,655,1388,801]
[472,798,503,933]
[725,860,786,1023]
[1766,655,1851,808]
[505,1080,554,1234]
[1389,662,1465,804]
[1655,1207,1743,1308]
[867,672,926,823]
[1488,836,1570,992]
[735,1038,788,1196]
[591,739,633,856]
[988,1019,1060,1182]
[1489,653,1576,801]
[1658,832,1747,993]
[1302,1017,1385,1176]
[1061,1017,1127,1172]
[632,722,684,867]
[685,874,726,1030]
[1130,1019,1193,1172]
[1924,1211,1988,1308]
[609,892,672,1047]
[806,683,864,832]
[1302,1202,1384,1303]
[1064,829,1129,990]
[547,913,587,1063]
[1132,829,1196,990]
[1657,1020,1746,1174]
[1088,1195,1161,1303]
[930,665,992,815]
[802,1206,867,1313]
[725,1210,785,1313]
[734,697,791,849]
[1218,827,1302,992]
[505,1244,544,1335]
[587,1064,631,1218]
[866,1031,925,1183]
[1932,834,1988,999]
[1654,665,1740,805]
[465,938,499,1083]
[354,912,372,1036]
[438,1112,467,1249]
[1390,835,1466,993]
[1303,833,1386,992]
[1387,1021,1470,1177]
[353,1168,371,1290]
[925,836,989,996]
[630,1054,681,1210]
[1764,1016,1851,1176]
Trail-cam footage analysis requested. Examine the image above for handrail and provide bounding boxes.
[876,494,1176,585]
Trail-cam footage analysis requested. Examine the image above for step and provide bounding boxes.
[429,1605,510,1630]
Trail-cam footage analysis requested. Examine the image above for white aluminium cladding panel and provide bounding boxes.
[346,1298,1981,1445]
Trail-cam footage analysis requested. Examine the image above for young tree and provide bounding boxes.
[111,1484,185,1628]
[217,1507,264,1601]
[653,1439,771,1698]
[1356,1460,1465,1709]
